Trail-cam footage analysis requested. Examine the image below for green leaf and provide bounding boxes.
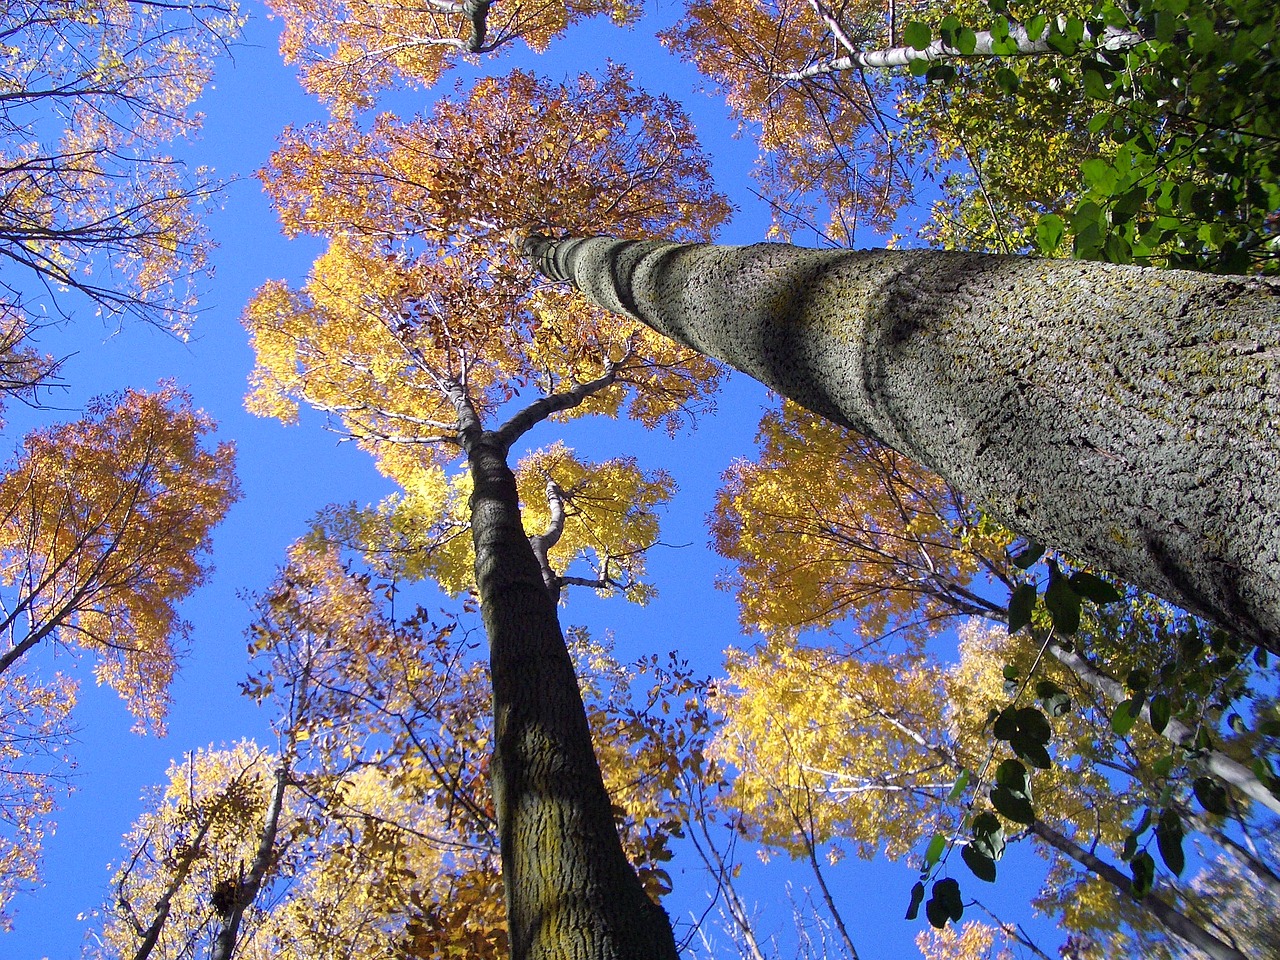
[995,758,1028,794]
[1112,698,1142,736]
[1026,13,1046,38]
[1081,158,1118,196]
[971,812,1006,860]
[903,21,932,50]
[924,833,947,868]
[1011,541,1045,569]
[1008,584,1036,634]
[1193,776,1230,815]
[925,63,957,84]
[1149,693,1171,735]
[1015,707,1052,745]
[1068,571,1122,605]
[1130,850,1155,899]
[1035,214,1064,254]
[1043,570,1081,635]
[962,844,997,882]
[992,706,1020,741]
[947,770,971,801]
[991,784,1035,824]
[1035,679,1072,717]
[1016,740,1053,770]
[1110,185,1148,226]
[956,27,978,55]
[1155,811,1185,876]
[909,57,932,77]
[906,881,926,920]
[1082,63,1112,99]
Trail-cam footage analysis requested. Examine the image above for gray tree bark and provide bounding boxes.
[524,236,1280,654]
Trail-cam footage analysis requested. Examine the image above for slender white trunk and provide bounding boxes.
[780,19,1142,80]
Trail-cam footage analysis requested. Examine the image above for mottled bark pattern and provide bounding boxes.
[526,236,1280,653]
[466,435,679,960]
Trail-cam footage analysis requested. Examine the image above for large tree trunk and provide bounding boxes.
[525,236,1280,654]
[466,433,679,960]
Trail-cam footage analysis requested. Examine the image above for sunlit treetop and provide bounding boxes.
[0,385,240,732]
[271,0,645,114]
[246,67,730,494]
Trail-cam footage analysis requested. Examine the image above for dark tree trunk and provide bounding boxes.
[466,433,679,960]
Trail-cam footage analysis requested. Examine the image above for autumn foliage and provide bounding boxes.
[0,0,243,328]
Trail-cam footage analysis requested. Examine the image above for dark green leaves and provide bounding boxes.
[1193,776,1230,815]
[1043,564,1081,635]
[1007,584,1036,635]
[903,21,931,50]
[961,842,997,881]
[992,705,1053,769]
[905,881,926,920]
[991,784,1035,824]
[925,878,964,928]
[1130,850,1156,899]
[1035,679,1071,718]
[1007,561,1121,637]
[1155,810,1185,876]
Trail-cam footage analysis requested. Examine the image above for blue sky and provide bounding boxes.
[0,5,1065,959]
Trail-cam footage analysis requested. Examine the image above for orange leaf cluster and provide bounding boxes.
[272,0,644,114]
[661,0,914,242]
[0,385,240,732]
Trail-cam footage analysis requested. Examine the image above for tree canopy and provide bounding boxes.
[2,0,1278,955]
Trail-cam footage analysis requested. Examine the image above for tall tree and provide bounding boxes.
[98,542,716,960]
[0,385,239,921]
[1,0,243,329]
[245,68,730,959]
[524,235,1280,654]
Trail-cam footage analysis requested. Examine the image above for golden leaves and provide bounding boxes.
[271,0,646,114]
[711,401,1006,644]
[0,384,240,732]
[249,66,729,478]
[1,0,244,328]
[711,642,954,860]
[661,0,912,242]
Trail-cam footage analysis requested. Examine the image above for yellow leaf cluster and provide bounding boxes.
[272,0,646,115]
[916,920,1015,960]
[712,401,1007,644]
[711,641,954,861]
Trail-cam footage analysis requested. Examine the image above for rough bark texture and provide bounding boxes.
[466,434,679,960]
[525,236,1280,654]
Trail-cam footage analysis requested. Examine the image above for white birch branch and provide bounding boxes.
[779,19,1143,80]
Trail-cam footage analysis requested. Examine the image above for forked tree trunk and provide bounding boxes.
[465,433,679,960]
[525,236,1280,654]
